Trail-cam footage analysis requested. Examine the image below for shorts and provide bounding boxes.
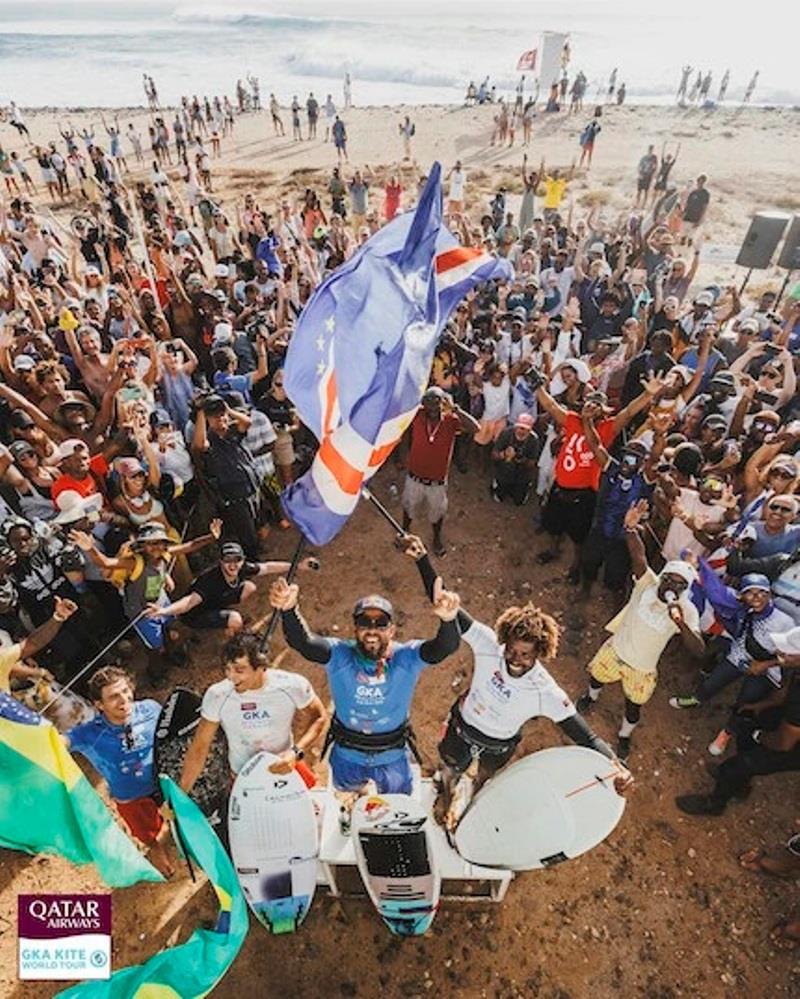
[330,746,413,794]
[273,429,295,467]
[133,614,175,652]
[438,706,518,776]
[541,486,597,544]
[402,475,448,524]
[637,176,654,192]
[351,212,366,232]
[588,640,658,705]
[115,794,163,846]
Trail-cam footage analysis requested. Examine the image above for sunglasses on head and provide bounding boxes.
[354,613,391,630]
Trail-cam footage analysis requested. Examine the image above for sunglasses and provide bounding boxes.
[769,504,795,514]
[123,724,135,751]
[770,468,796,480]
[762,370,780,381]
[354,613,392,630]
[222,556,244,565]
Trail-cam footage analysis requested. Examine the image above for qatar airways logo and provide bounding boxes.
[19,895,110,937]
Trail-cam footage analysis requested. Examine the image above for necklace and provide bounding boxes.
[425,416,443,444]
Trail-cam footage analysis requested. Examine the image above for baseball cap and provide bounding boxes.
[10,410,35,429]
[739,318,759,333]
[214,263,230,278]
[84,265,100,277]
[8,440,35,461]
[709,371,735,389]
[212,321,234,347]
[511,306,527,322]
[54,438,88,462]
[115,457,147,478]
[588,241,606,255]
[149,408,173,428]
[422,386,449,403]
[694,291,714,306]
[739,573,772,594]
[353,595,394,619]
[220,541,245,561]
[12,354,36,372]
[514,413,534,431]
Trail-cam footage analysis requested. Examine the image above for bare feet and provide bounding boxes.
[739,847,800,879]
[770,918,800,950]
[148,841,176,878]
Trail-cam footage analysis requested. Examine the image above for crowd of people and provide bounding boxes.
[0,73,798,950]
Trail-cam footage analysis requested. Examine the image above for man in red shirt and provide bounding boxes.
[51,439,109,512]
[535,374,663,580]
[401,387,479,557]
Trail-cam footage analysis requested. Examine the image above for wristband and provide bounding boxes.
[52,613,68,623]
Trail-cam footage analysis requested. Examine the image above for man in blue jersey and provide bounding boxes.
[65,666,174,875]
[268,574,461,820]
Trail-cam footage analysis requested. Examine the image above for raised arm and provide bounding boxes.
[581,412,611,470]
[623,501,650,579]
[534,384,568,427]
[269,578,332,664]
[612,372,663,436]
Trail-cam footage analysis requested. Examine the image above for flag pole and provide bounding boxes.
[258,535,306,652]
[361,486,406,537]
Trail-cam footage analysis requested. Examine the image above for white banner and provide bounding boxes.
[538,31,569,89]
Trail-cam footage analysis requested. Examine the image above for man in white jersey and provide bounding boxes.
[402,537,632,821]
[179,631,327,790]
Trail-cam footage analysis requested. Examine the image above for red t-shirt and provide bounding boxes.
[554,413,615,491]
[407,410,460,482]
[51,454,109,505]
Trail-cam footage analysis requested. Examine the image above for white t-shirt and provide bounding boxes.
[460,620,574,739]
[606,568,700,673]
[449,169,466,201]
[201,669,314,773]
[540,265,576,314]
[662,487,726,561]
[481,377,511,421]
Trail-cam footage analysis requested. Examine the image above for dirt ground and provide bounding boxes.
[2,459,799,999]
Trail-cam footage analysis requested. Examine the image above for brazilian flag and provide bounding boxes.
[0,695,161,887]
[58,776,248,999]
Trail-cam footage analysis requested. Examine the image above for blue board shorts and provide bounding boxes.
[134,614,174,652]
[330,746,413,795]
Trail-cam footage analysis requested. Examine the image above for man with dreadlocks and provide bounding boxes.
[401,537,632,825]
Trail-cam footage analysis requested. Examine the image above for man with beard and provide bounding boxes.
[575,500,705,761]
[269,571,461,826]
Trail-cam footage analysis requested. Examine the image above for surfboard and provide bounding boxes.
[453,746,625,871]
[351,794,440,936]
[154,687,229,829]
[13,678,95,732]
[228,750,318,935]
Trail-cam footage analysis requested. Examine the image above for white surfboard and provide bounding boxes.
[454,746,625,871]
[228,751,318,934]
[351,794,440,936]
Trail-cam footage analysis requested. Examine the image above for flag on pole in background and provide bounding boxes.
[0,702,161,888]
[58,777,248,999]
[281,164,513,545]
[516,49,537,71]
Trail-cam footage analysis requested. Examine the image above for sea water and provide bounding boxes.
[0,0,797,109]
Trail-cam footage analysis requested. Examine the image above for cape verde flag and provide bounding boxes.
[282,162,513,544]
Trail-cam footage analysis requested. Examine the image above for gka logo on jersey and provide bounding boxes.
[490,671,512,700]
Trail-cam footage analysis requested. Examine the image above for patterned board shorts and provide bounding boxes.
[588,640,658,706]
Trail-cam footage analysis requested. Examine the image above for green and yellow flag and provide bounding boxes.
[0,707,161,887]
[58,777,249,999]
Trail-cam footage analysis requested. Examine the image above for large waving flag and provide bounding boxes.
[282,163,512,544]
[58,777,248,999]
[0,698,161,888]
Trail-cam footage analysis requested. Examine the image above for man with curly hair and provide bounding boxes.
[402,536,632,824]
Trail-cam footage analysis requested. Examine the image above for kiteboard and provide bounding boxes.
[453,746,625,871]
[154,687,229,829]
[228,750,318,934]
[13,677,95,732]
[351,794,440,936]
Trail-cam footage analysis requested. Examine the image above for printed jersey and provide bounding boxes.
[67,699,161,802]
[326,638,429,764]
[555,413,615,490]
[460,620,575,739]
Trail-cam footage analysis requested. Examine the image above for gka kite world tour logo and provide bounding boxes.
[18,894,112,981]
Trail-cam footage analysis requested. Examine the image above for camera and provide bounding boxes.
[523,366,547,391]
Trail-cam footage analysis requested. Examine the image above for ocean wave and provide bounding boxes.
[284,53,462,90]
[171,4,365,29]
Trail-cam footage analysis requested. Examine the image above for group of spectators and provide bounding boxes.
[1,85,799,946]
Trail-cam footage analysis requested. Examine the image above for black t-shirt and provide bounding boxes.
[493,427,540,474]
[258,393,295,429]
[683,188,710,223]
[203,428,259,501]
[187,562,260,614]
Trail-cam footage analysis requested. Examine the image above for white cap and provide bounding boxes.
[589,241,606,255]
[54,438,88,462]
[212,321,234,346]
[53,490,103,525]
[214,263,230,278]
[694,291,714,306]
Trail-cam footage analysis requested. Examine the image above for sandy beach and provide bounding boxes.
[1,99,800,998]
